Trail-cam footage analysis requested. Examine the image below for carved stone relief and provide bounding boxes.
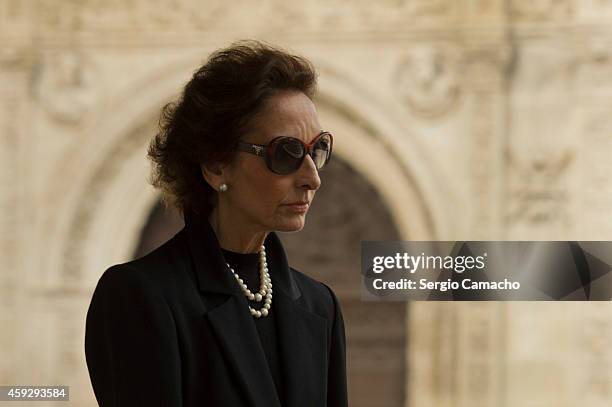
[33,0,459,34]
[36,50,97,124]
[505,43,576,238]
[36,0,224,31]
[463,47,510,239]
[510,0,574,21]
[394,45,461,119]
[506,149,573,229]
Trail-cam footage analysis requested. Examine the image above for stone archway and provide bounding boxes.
[61,57,442,406]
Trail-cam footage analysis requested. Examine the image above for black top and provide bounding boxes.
[221,247,285,404]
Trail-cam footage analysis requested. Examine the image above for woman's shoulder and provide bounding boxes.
[93,230,190,298]
[288,266,342,319]
[93,262,164,302]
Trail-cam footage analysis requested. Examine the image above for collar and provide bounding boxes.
[182,210,301,301]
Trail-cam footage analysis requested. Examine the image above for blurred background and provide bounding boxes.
[1,0,612,406]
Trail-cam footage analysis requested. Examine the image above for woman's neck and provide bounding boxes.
[208,206,268,254]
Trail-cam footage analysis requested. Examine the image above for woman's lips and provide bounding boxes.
[283,202,309,212]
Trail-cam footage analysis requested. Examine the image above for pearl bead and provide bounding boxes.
[226,244,272,318]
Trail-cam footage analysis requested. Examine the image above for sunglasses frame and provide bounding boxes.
[235,131,334,175]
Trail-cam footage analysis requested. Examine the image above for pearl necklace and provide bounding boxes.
[226,244,273,318]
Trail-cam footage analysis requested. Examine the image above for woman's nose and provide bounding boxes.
[296,154,321,190]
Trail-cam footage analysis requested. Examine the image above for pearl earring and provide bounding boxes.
[219,183,228,192]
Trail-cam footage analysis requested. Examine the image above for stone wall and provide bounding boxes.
[1,1,612,406]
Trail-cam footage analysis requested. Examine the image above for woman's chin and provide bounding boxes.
[274,215,306,232]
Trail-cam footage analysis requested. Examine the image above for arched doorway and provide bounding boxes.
[65,57,444,407]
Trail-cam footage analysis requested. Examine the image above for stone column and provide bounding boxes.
[0,0,32,386]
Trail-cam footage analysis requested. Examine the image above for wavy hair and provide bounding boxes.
[147,40,318,219]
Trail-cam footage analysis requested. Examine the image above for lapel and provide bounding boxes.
[181,210,327,407]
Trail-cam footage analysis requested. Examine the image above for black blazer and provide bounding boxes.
[85,211,348,406]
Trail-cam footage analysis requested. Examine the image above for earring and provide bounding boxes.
[219,183,228,192]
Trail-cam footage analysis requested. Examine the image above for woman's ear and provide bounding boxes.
[200,161,226,190]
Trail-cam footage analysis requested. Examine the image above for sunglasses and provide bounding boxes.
[235,131,333,175]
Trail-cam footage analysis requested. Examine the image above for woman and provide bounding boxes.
[84,40,348,407]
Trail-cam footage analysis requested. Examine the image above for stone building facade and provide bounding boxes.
[1,1,612,406]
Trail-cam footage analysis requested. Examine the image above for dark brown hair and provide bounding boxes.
[147,40,318,219]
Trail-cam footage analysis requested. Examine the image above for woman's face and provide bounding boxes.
[220,90,323,233]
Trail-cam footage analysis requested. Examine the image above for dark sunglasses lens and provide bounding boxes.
[270,139,304,174]
[312,134,332,169]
